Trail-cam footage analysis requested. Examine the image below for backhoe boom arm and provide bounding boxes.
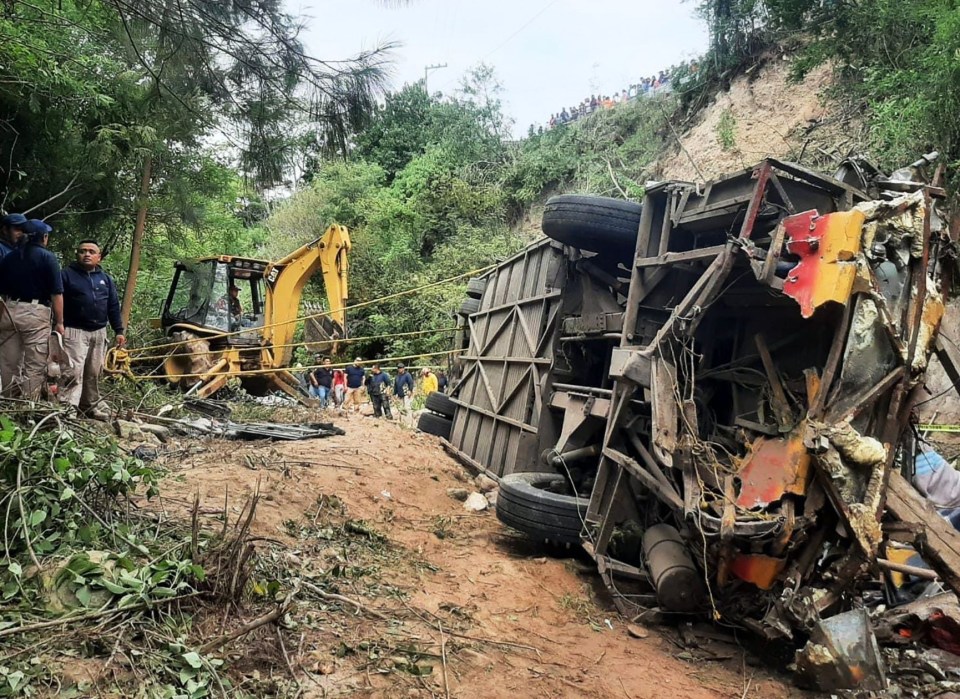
[263,224,351,366]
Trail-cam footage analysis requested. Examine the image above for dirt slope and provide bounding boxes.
[157,415,807,698]
[657,58,851,182]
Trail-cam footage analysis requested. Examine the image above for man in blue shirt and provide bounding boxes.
[0,219,64,399]
[365,364,393,419]
[309,356,333,409]
[60,239,125,417]
[393,362,415,424]
[343,357,366,414]
[0,213,27,260]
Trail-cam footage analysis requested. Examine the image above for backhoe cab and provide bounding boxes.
[158,224,350,401]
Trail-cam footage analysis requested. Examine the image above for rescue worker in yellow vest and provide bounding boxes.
[0,219,64,399]
[421,367,438,395]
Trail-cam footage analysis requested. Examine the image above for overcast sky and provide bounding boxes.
[295,0,709,135]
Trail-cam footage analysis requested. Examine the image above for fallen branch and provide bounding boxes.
[398,597,542,659]
[277,627,304,699]
[438,620,451,699]
[300,580,389,621]
[0,592,202,641]
[198,605,284,653]
[878,557,939,581]
[272,460,363,472]
[606,160,629,199]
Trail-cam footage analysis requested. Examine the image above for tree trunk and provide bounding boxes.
[120,153,153,329]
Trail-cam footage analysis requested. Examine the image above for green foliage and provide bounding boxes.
[0,0,393,340]
[504,94,674,206]
[716,109,737,151]
[353,65,507,181]
[265,67,681,362]
[0,410,238,696]
[694,0,960,175]
[121,162,270,327]
[0,415,158,567]
[815,0,960,172]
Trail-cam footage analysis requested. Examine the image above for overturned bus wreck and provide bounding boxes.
[444,156,960,690]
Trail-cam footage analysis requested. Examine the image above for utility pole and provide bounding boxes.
[423,63,448,96]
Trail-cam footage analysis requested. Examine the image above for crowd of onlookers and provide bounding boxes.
[544,67,687,130]
[302,355,448,424]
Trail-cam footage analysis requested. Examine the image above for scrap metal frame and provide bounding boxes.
[448,239,568,479]
[583,159,949,604]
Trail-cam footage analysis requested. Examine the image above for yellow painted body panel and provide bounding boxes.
[783,210,865,318]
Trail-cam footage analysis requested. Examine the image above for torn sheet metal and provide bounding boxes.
[914,285,946,371]
[876,593,960,656]
[796,608,887,691]
[226,422,346,441]
[783,209,866,318]
[857,189,928,259]
[735,428,811,509]
[833,296,900,402]
[730,554,786,590]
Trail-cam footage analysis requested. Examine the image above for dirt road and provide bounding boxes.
[159,414,807,698]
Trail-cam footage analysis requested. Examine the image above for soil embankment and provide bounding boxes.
[158,415,805,698]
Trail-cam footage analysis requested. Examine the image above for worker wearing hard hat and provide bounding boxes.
[0,219,64,398]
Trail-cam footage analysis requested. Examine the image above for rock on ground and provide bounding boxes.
[463,492,489,511]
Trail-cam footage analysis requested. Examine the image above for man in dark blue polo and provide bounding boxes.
[0,219,64,398]
[343,357,366,413]
[61,239,125,416]
[0,213,27,260]
[393,362,415,424]
[364,364,393,419]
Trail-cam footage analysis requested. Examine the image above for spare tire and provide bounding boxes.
[459,297,480,316]
[425,391,456,418]
[418,412,452,440]
[466,277,487,299]
[496,472,588,545]
[542,194,642,253]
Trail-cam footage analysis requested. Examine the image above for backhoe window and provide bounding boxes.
[206,262,232,332]
[226,269,266,336]
[165,261,216,327]
[164,261,234,331]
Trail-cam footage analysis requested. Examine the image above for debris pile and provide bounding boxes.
[118,408,345,442]
[445,152,960,692]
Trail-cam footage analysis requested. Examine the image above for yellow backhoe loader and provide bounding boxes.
[138,224,350,400]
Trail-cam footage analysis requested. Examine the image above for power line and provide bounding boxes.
[483,0,563,60]
[435,0,563,94]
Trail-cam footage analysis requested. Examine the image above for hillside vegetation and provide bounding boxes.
[263,0,960,360]
[2,0,959,360]
[261,74,678,359]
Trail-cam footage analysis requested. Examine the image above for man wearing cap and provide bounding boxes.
[393,363,415,424]
[364,364,393,420]
[309,356,333,409]
[0,219,64,399]
[60,239,125,417]
[0,213,27,260]
[343,358,366,413]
